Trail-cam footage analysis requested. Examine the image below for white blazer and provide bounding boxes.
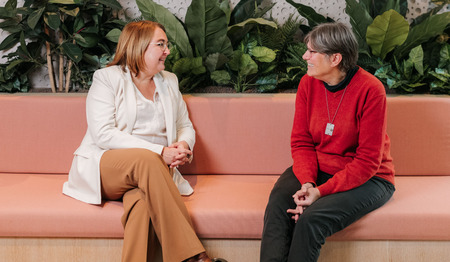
[63,66,195,204]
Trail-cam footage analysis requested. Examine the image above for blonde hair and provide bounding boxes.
[108,20,166,77]
[304,22,358,72]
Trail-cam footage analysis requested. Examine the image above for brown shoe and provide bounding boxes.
[184,252,212,262]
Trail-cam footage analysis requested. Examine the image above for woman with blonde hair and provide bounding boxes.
[63,20,218,262]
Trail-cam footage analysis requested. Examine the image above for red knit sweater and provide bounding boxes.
[291,68,395,197]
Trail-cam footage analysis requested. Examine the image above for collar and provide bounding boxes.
[323,66,359,93]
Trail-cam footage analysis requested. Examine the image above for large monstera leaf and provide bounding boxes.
[366,9,409,60]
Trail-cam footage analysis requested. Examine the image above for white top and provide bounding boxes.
[63,67,195,205]
[132,82,168,149]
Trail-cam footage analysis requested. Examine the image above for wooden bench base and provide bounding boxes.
[2,238,450,262]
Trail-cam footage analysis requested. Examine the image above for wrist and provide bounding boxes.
[303,182,315,189]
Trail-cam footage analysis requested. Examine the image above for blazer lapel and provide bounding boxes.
[155,73,174,144]
[123,68,137,134]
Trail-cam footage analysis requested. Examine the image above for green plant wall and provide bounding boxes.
[0,0,448,94]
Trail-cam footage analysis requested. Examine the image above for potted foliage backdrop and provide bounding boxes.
[1,0,448,94]
[287,0,449,94]
[136,0,307,93]
[0,0,125,92]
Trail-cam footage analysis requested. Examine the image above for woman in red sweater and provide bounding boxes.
[260,22,395,261]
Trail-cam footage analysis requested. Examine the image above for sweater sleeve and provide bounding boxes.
[317,80,388,197]
[291,76,319,185]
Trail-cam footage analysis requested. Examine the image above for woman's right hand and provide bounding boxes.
[161,146,192,168]
[287,183,317,222]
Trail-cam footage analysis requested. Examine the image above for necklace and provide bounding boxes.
[324,86,347,136]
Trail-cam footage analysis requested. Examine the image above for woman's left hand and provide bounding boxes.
[287,187,321,222]
[167,141,192,167]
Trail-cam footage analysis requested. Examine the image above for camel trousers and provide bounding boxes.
[100,148,205,262]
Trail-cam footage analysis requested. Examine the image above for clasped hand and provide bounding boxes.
[162,141,192,168]
[287,183,321,223]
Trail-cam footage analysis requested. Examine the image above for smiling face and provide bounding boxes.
[302,42,333,81]
[302,41,344,85]
[142,27,170,77]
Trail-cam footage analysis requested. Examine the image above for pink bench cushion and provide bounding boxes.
[0,95,449,176]
[385,96,450,176]
[0,94,449,241]
[1,173,450,240]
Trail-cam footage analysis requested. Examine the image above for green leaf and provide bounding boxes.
[0,19,21,31]
[136,0,193,58]
[61,42,82,62]
[408,45,424,75]
[229,0,263,24]
[438,44,449,68]
[19,31,30,57]
[0,33,19,51]
[251,46,276,63]
[82,26,99,34]
[218,0,231,24]
[228,50,243,71]
[5,0,17,10]
[191,57,206,75]
[205,52,228,72]
[345,0,373,52]
[95,0,122,10]
[28,7,45,30]
[255,74,277,92]
[185,0,233,56]
[377,0,401,14]
[82,53,100,66]
[238,53,258,76]
[73,16,85,33]
[241,36,258,53]
[210,70,231,85]
[366,9,409,60]
[429,68,449,82]
[48,0,79,4]
[402,59,414,79]
[228,17,278,31]
[374,64,393,79]
[45,12,61,30]
[0,0,17,19]
[105,28,121,43]
[172,57,193,75]
[208,35,233,58]
[5,59,23,71]
[74,33,99,48]
[286,0,329,28]
[59,7,79,17]
[395,12,450,59]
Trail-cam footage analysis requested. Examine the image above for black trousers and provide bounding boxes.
[260,166,395,262]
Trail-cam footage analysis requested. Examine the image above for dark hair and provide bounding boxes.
[108,20,166,77]
[304,22,358,72]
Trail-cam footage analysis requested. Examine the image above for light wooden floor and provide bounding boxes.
[1,238,450,262]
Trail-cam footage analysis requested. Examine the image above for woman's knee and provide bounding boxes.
[129,148,166,167]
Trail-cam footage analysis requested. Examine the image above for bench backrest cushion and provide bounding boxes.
[0,95,87,174]
[0,94,448,176]
[385,96,450,176]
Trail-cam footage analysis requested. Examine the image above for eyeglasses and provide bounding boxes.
[150,42,172,51]
[305,49,320,55]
